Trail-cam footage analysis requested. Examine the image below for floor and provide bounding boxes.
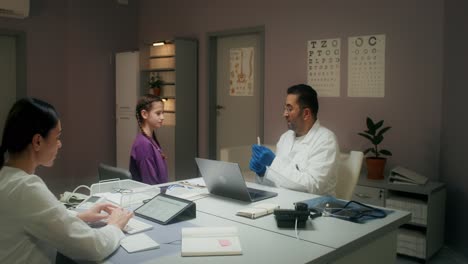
[396,246,468,264]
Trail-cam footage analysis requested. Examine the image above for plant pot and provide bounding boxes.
[148,87,161,96]
[366,157,386,180]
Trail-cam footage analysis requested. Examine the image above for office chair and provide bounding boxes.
[335,151,364,200]
[98,163,132,181]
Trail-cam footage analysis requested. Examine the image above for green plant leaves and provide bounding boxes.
[376,126,391,138]
[359,117,392,158]
[379,149,392,156]
[358,132,373,141]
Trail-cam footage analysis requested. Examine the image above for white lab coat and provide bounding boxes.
[258,120,340,195]
[0,166,124,264]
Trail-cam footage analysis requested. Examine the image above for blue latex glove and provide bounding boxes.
[249,157,266,176]
[249,144,275,176]
[252,144,275,166]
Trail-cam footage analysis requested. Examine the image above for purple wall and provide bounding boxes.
[0,0,138,193]
[139,0,444,180]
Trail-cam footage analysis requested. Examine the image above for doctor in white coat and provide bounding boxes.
[249,84,340,195]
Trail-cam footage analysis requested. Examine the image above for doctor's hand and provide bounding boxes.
[77,202,120,223]
[252,144,275,166]
[250,157,266,176]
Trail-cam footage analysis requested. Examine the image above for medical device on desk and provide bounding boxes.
[76,195,107,210]
[89,179,160,209]
[273,202,321,228]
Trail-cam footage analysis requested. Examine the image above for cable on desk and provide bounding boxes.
[67,185,91,203]
[161,239,181,245]
[295,217,299,239]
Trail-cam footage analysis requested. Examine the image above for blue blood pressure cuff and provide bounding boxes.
[301,196,391,223]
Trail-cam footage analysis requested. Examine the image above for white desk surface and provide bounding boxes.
[194,181,411,250]
[105,211,335,264]
[101,178,410,264]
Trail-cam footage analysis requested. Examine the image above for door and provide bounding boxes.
[211,30,264,159]
[0,36,17,139]
[115,51,139,169]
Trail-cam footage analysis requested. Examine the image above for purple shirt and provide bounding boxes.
[129,133,168,185]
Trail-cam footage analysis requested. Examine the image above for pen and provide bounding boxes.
[257,136,261,145]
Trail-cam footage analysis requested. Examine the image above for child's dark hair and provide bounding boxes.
[135,94,163,143]
[0,98,59,168]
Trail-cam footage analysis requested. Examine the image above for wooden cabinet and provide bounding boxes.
[353,176,446,260]
[140,39,198,181]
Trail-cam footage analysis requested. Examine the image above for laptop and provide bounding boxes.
[195,158,278,203]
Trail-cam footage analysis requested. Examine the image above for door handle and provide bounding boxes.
[216,105,225,110]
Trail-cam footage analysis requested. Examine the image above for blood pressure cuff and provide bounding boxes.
[300,196,392,223]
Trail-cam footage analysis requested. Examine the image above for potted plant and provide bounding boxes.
[358,117,392,180]
[148,75,163,96]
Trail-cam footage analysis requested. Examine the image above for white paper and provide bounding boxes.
[230,47,254,96]
[348,34,386,97]
[120,233,160,253]
[307,38,341,97]
[181,226,242,256]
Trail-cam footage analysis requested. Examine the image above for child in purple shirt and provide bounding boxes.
[129,94,168,184]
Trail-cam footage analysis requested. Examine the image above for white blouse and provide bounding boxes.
[0,166,124,264]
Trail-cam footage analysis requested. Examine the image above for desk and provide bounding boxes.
[103,179,410,264]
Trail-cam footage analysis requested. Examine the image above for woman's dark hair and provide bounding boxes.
[135,94,163,143]
[0,98,59,168]
[287,84,319,119]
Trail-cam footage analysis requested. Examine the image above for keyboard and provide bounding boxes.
[123,218,153,234]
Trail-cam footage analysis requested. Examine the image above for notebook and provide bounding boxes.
[236,203,279,219]
[195,158,277,203]
[181,226,242,257]
[120,233,160,253]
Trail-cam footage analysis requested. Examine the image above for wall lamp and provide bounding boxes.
[152,41,165,46]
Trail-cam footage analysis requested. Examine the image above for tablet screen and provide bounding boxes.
[134,194,193,224]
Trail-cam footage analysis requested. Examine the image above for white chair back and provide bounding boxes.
[335,151,364,200]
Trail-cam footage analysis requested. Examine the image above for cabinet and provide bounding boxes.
[140,39,198,181]
[352,176,446,260]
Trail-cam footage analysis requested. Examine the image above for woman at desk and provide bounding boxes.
[129,94,168,184]
[0,98,133,264]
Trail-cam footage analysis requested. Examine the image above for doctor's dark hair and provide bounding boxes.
[287,84,319,119]
[135,94,164,144]
[0,97,59,168]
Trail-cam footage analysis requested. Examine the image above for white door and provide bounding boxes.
[0,36,17,140]
[115,51,139,169]
[216,33,263,158]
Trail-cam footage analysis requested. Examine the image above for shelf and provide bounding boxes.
[164,110,175,113]
[162,82,175,86]
[150,55,175,59]
[142,68,175,72]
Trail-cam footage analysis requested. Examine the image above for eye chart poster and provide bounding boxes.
[230,47,254,96]
[348,34,386,97]
[307,38,341,97]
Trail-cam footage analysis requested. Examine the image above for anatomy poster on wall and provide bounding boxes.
[230,47,254,96]
[348,34,386,97]
[307,38,341,97]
